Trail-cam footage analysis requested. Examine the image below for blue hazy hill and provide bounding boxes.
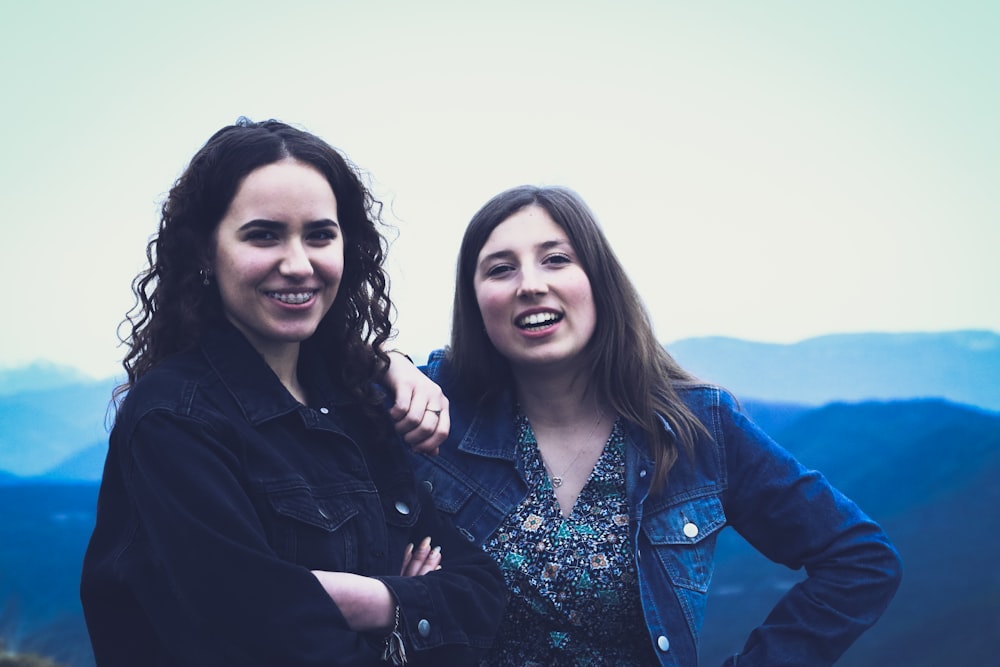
[0,482,98,667]
[0,361,99,397]
[668,330,1000,411]
[700,398,1000,667]
[3,331,997,481]
[0,381,116,478]
[41,443,108,483]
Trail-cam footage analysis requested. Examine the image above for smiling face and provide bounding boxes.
[212,158,344,367]
[473,205,597,377]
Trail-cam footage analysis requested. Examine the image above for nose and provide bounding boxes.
[516,265,548,298]
[279,240,314,279]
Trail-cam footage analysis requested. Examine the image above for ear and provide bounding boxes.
[197,238,217,273]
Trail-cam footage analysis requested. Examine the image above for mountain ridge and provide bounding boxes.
[666,329,1000,411]
[2,330,997,480]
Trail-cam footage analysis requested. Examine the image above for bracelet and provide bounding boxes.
[381,605,407,665]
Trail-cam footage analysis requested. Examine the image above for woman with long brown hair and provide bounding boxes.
[389,184,901,666]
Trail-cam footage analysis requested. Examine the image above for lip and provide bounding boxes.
[514,307,563,334]
[263,288,321,306]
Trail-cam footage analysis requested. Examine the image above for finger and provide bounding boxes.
[388,389,411,422]
[389,386,420,429]
[399,542,414,576]
[401,537,432,576]
[411,545,442,576]
[423,545,442,573]
[393,390,444,437]
[403,397,450,455]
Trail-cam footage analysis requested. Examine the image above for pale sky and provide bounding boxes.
[2,1,997,379]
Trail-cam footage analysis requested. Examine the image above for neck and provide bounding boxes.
[513,366,601,429]
[262,343,307,404]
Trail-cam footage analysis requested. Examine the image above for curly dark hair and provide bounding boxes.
[117,118,393,414]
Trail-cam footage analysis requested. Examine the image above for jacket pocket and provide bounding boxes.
[413,463,498,545]
[264,483,361,570]
[640,493,725,593]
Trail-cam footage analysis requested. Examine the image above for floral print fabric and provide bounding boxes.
[481,413,655,666]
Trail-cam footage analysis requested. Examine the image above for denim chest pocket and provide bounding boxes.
[264,484,362,571]
[425,473,474,515]
[417,466,491,544]
[641,493,726,593]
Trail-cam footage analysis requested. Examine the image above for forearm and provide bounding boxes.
[310,571,396,632]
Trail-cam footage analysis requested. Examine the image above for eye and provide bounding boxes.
[484,263,515,278]
[243,229,279,243]
[543,252,572,266]
[307,227,339,244]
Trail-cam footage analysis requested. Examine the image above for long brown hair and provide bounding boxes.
[449,185,707,493]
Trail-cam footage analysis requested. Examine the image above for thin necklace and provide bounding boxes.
[541,412,604,489]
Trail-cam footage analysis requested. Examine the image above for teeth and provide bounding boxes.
[269,291,314,305]
[518,312,561,328]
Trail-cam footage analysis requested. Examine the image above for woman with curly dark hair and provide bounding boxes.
[80,118,503,666]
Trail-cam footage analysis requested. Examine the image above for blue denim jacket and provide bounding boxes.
[81,326,504,666]
[411,351,901,666]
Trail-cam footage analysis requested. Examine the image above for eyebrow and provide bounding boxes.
[237,218,340,232]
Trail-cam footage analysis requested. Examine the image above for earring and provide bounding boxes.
[200,268,212,286]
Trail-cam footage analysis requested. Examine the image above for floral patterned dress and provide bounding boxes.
[481,413,657,666]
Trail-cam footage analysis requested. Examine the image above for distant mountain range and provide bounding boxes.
[667,329,1000,411]
[0,361,100,397]
[0,374,117,479]
[1,330,997,480]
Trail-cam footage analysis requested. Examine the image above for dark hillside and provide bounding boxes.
[0,484,97,667]
[699,400,1000,667]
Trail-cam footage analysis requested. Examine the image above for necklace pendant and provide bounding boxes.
[551,476,563,488]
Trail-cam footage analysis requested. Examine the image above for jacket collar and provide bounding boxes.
[200,322,349,426]
[456,390,672,469]
[457,390,520,462]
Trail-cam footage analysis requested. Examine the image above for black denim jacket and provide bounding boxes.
[81,324,505,666]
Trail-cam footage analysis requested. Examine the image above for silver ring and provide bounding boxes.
[426,408,442,417]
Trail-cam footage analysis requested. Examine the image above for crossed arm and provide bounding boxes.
[311,537,442,631]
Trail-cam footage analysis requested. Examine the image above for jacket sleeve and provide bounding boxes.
[376,482,507,666]
[719,392,902,666]
[111,409,392,666]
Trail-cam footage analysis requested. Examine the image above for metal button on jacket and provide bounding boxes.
[656,635,670,652]
[394,501,411,516]
[683,522,699,538]
[417,619,431,637]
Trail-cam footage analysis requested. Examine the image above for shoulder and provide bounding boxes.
[670,381,744,427]
[422,349,478,420]
[422,349,453,386]
[115,349,222,429]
